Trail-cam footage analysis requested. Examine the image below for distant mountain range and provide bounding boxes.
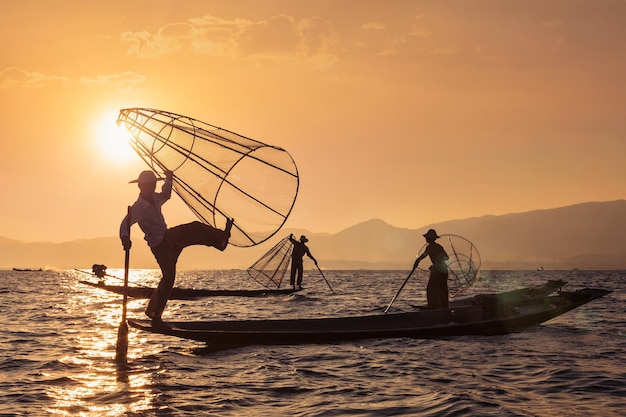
[2,200,625,270]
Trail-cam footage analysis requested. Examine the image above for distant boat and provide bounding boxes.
[12,268,43,272]
[79,280,301,299]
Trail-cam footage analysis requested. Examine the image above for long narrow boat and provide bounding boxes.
[127,282,610,346]
[79,280,301,299]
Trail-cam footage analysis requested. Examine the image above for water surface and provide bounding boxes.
[1,269,624,416]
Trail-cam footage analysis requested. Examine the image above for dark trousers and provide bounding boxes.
[426,270,449,309]
[145,221,228,319]
[290,260,304,287]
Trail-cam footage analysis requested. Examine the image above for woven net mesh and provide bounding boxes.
[117,108,299,247]
[418,234,481,297]
[247,236,293,289]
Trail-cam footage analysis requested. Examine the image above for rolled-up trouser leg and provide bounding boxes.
[166,221,229,251]
[145,240,177,319]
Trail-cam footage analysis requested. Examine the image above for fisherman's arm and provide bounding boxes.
[160,170,173,201]
[119,215,132,251]
[119,202,141,250]
[413,248,429,270]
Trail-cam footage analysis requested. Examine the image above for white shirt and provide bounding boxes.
[119,176,172,248]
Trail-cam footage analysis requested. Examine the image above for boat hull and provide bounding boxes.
[127,286,610,346]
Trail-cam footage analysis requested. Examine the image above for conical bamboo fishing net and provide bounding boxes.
[418,234,481,297]
[247,236,294,289]
[117,108,299,247]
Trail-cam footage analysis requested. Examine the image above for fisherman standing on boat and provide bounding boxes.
[413,229,449,308]
[120,170,234,329]
[92,264,107,284]
[289,234,317,290]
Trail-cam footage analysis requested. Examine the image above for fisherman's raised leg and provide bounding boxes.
[165,219,234,251]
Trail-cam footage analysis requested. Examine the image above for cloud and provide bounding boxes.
[0,67,146,92]
[121,13,339,69]
[78,71,147,94]
[0,67,71,89]
[362,21,386,30]
[121,22,200,58]
[78,72,146,88]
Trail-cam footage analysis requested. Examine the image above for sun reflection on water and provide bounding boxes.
[44,270,165,415]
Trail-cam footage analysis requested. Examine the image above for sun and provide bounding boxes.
[93,110,137,163]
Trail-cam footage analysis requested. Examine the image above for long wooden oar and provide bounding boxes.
[115,206,131,365]
[384,266,416,314]
[315,263,335,294]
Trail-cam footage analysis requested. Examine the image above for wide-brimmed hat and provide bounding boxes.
[129,170,163,184]
[300,235,309,243]
[423,229,440,240]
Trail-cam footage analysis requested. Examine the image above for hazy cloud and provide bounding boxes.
[0,67,71,89]
[78,72,147,90]
[409,25,430,38]
[0,67,146,92]
[362,21,386,30]
[79,72,146,86]
[121,13,339,68]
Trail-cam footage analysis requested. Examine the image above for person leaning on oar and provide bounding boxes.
[119,169,234,330]
[413,229,450,309]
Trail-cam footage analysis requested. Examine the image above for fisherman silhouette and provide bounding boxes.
[119,169,234,329]
[92,264,107,284]
[413,229,450,308]
[288,234,317,290]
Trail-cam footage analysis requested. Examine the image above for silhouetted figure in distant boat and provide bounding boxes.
[289,234,317,290]
[92,264,107,283]
[119,170,234,330]
[413,229,450,308]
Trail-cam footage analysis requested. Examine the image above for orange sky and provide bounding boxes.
[1,0,625,243]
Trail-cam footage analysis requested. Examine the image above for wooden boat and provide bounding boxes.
[127,282,610,346]
[79,280,301,300]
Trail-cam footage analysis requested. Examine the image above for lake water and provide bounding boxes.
[1,269,624,416]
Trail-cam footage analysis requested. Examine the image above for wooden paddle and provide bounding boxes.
[315,263,335,294]
[384,266,416,314]
[115,206,131,365]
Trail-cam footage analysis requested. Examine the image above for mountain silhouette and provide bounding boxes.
[2,200,625,270]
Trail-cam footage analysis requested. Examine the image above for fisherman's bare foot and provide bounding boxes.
[151,316,171,331]
[217,218,234,251]
[225,218,234,236]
